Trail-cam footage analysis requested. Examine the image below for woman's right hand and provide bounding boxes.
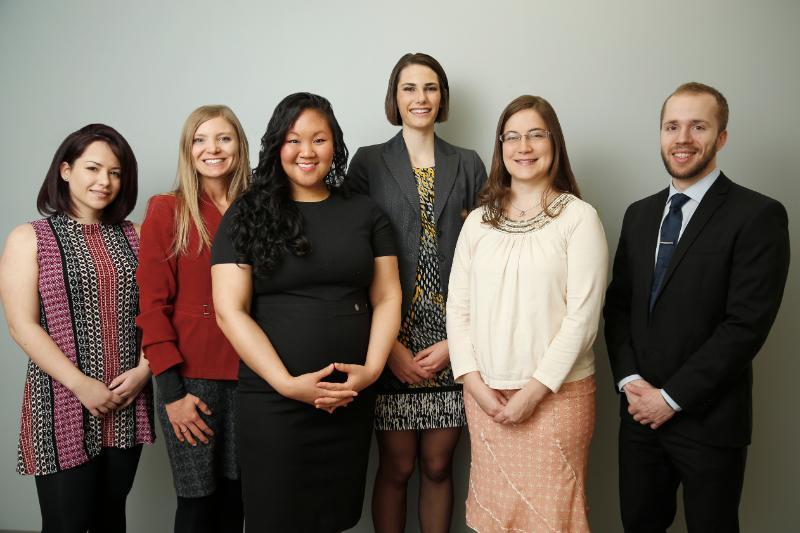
[72,375,124,418]
[463,372,507,417]
[387,341,432,385]
[165,393,214,446]
[284,364,358,412]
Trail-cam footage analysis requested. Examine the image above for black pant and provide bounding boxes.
[174,478,243,533]
[619,420,747,533]
[35,445,143,533]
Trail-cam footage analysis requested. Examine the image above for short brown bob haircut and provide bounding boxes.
[661,82,729,132]
[385,52,450,125]
[480,95,580,228]
[37,124,138,225]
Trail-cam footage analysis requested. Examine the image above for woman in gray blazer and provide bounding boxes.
[347,52,487,533]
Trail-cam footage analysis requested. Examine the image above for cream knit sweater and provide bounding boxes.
[446,194,608,392]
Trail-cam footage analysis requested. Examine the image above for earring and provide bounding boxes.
[324,165,336,187]
[61,176,68,182]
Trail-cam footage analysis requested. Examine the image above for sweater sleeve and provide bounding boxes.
[135,196,184,376]
[532,203,609,392]
[446,210,480,382]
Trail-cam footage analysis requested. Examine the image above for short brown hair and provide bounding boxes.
[661,82,729,132]
[384,53,450,126]
[480,95,580,228]
[37,124,138,224]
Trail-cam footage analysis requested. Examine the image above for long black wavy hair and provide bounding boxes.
[230,92,349,276]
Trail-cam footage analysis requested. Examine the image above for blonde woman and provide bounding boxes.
[136,105,250,533]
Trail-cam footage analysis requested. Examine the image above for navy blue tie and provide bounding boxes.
[650,193,690,310]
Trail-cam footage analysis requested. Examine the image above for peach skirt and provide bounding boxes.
[464,376,596,533]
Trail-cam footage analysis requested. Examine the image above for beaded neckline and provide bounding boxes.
[495,193,574,234]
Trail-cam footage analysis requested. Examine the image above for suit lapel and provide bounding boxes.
[657,174,730,295]
[650,173,731,312]
[381,132,420,215]
[433,136,458,223]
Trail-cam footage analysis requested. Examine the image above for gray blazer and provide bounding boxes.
[347,131,487,316]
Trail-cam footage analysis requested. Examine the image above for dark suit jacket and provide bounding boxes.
[347,131,487,316]
[604,173,790,447]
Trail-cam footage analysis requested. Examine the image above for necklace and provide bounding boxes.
[509,200,541,217]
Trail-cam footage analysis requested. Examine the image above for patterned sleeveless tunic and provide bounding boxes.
[374,167,466,431]
[17,214,155,476]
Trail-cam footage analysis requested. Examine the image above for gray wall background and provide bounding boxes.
[1,0,797,531]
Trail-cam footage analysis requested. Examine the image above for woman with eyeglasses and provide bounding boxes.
[0,124,154,533]
[347,52,487,533]
[447,95,608,532]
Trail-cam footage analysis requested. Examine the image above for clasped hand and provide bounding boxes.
[73,362,151,418]
[624,379,675,430]
[464,373,550,425]
[287,363,377,414]
[387,339,450,385]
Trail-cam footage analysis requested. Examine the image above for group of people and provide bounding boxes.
[0,51,789,533]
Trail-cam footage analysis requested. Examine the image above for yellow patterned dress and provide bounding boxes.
[375,167,466,431]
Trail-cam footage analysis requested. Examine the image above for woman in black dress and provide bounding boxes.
[211,93,402,532]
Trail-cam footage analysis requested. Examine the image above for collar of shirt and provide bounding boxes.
[655,168,721,262]
[667,167,720,205]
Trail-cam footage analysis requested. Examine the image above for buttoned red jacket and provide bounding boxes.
[136,193,239,379]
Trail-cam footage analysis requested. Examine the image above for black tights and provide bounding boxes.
[372,427,462,533]
[35,445,143,533]
[174,478,243,533]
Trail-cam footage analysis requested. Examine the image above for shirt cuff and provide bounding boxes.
[143,341,184,376]
[618,374,643,392]
[154,366,187,404]
[532,369,562,394]
[660,388,682,411]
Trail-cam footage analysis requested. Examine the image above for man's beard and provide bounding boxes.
[661,145,716,181]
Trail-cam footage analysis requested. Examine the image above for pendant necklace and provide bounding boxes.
[509,200,541,217]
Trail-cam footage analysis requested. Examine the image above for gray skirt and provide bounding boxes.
[156,378,239,498]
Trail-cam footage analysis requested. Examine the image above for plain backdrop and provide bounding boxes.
[0,1,797,531]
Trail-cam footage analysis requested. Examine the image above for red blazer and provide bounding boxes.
[136,193,239,379]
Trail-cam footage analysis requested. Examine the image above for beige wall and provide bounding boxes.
[1,1,797,531]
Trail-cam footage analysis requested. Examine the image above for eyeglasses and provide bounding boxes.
[499,129,552,145]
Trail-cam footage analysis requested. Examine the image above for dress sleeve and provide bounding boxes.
[371,202,397,258]
[446,210,481,382]
[211,199,251,265]
[135,196,184,376]
[532,203,609,392]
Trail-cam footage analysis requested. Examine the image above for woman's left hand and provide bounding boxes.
[493,378,550,425]
[414,339,450,374]
[109,360,151,410]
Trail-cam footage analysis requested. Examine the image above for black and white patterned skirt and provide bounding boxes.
[375,385,466,431]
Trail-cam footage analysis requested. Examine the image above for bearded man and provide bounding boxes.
[604,82,790,533]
